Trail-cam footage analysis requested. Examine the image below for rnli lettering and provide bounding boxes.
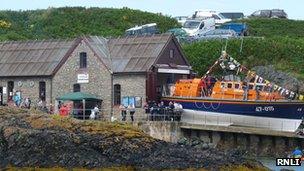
[255,106,274,112]
[276,158,301,166]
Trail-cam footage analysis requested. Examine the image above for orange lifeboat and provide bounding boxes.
[173,78,284,101]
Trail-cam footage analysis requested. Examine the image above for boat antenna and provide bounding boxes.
[224,38,228,51]
[239,36,244,53]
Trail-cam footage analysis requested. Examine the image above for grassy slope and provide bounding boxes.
[0,7,179,40]
[242,18,304,38]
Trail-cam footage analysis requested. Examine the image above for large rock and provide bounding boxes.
[253,65,304,93]
[0,107,265,170]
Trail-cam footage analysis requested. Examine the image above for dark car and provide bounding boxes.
[220,12,244,19]
[250,9,287,19]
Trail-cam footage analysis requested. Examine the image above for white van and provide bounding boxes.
[192,10,231,26]
[125,23,159,36]
[182,18,215,36]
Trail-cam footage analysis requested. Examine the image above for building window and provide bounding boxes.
[80,52,87,69]
[73,84,81,92]
[114,84,121,105]
[7,81,14,100]
[39,81,46,101]
[169,49,174,58]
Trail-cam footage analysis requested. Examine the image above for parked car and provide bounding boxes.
[125,23,159,36]
[167,28,188,42]
[174,16,188,25]
[220,23,249,36]
[250,9,287,19]
[182,18,215,36]
[191,10,231,27]
[190,29,237,41]
[219,12,244,20]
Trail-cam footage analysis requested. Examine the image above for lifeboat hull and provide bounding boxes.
[162,97,304,132]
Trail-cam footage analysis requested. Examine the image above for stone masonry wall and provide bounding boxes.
[113,74,146,120]
[52,40,112,115]
[0,77,52,106]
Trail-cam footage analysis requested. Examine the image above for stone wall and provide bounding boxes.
[113,74,146,119]
[0,77,52,105]
[134,121,182,143]
[52,40,112,115]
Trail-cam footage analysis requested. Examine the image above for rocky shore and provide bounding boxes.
[0,107,267,170]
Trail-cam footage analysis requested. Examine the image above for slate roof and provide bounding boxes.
[0,38,79,77]
[108,34,172,73]
[0,33,187,77]
[85,34,173,73]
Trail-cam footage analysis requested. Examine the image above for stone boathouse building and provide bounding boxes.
[0,34,192,116]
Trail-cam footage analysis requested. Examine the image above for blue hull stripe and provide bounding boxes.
[162,97,304,120]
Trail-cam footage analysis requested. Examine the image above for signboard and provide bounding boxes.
[2,87,7,105]
[158,68,190,74]
[77,74,89,83]
[122,97,129,107]
[135,96,142,108]
[122,96,138,107]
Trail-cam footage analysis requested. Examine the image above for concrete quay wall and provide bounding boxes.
[133,121,304,157]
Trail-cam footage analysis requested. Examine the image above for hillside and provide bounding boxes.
[0,7,179,40]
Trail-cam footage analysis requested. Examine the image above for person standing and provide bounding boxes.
[119,104,127,121]
[0,92,2,106]
[92,105,99,119]
[128,103,135,122]
[24,97,31,109]
[13,92,21,107]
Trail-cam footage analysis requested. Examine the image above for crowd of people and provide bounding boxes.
[119,101,183,122]
[9,92,32,109]
[3,91,56,114]
[144,101,183,121]
[5,92,183,122]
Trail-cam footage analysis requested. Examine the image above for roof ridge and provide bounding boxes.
[0,37,77,45]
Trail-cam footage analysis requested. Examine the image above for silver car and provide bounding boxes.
[192,29,237,41]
